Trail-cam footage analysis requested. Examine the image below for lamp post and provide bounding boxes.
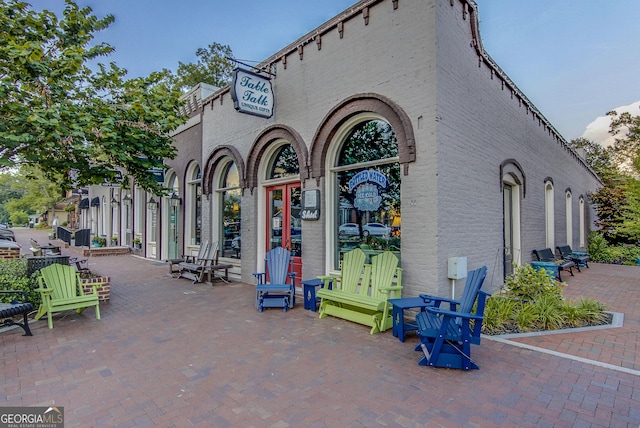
[122,194,132,206]
[110,197,119,208]
[147,197,158,211]
[170,192,182,207]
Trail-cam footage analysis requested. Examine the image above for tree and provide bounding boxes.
[172,42,234,93]
[0,0,186,194]
[568,137,618,185]
[608,108,640,176]
[0,166,61,223]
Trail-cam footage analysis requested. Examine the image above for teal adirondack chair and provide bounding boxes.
[414,265,489,370]
[35,264,101,329]
[253,247,296,312]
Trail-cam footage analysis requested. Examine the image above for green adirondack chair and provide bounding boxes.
[318,249,402,334]
[368,250,403,332]
[35,264,101,329]
[318,248,367,294]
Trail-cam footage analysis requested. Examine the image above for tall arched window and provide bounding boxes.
[579,197,586,248]
[187,164,202,245]
[565,190,573,246]
[217,161,241,259]
[330,118,401,269]
[545,180,555,248]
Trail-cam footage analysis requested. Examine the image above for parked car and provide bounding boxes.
[0,228,15,241]
[363,222,390,237]
[338,223,360,236]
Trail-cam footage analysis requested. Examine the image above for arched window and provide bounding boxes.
[186,164,202,245]
[268,144,299,179]
[217,161,241,259]
[330,118,401,268]
[579,197,586,248]
[545,180,555,248]
[565,190,573,246]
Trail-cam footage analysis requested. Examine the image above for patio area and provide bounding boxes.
[2,227,639,427]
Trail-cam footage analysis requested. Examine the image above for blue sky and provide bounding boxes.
[29,0,640,143]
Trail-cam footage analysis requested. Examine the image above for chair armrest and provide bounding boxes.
[34,287,53,295]
[379,285,403,295]
[419,293,460,310]
[253,272,266,284]
[426,306,484,321]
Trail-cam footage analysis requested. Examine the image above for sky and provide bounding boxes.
[28,0,640,145]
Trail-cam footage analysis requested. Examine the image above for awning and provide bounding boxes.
[79,198,89,209]
[90,197,100,207]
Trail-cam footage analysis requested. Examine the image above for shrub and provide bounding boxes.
[482,264,608,335]
[504,264,564,301]
[0,259,41,307]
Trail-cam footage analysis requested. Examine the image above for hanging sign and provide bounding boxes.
[301,190,321,220]
[230,68,274,119]
[349,170,388,212]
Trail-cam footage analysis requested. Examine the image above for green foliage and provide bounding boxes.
[172,42,234,92]
[504,263,563,301]
[587,231,640,264]
[0,1,186,194]
[0,259,41,308]
[482,264,608,335]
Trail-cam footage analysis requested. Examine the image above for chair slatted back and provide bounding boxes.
[40,264,82,300]
[265,247,292,285]
[459,266,488,315]
[339,248,367,294]
[368,251,400,299]
[533,248,555,262]
[197,240,210,261]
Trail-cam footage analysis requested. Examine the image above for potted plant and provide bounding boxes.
[92,236,106,247]
[111,235,118,245]
[132,237,142,249]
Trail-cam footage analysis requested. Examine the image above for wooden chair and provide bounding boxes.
[169,240,209,276]
[318,247,367,295]
[317,249,402,334]
[414,266,489,370]
[253,247,296,312]
[35,264,101,329]
[207,245,234,284]
[177,242,213,284]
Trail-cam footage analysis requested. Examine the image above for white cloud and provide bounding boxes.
[581,100,640,147]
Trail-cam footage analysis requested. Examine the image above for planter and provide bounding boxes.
[81,276,111,302]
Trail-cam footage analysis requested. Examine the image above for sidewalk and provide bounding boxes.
[2,227,639,427]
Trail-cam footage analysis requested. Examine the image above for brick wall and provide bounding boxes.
[0,247,20,259]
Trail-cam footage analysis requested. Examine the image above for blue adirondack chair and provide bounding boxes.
[253,247,296,312]
[414,265,490,370]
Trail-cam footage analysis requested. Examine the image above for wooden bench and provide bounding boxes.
[318,250,402,334]
[0,290,34,336]
[532,248,575,281]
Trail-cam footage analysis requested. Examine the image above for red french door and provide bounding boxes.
[267,183,302,283]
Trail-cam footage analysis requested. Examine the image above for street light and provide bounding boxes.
[147,197,158,211]
[123,194,132,206]
[170,192,182,207]
[110,197,119,208]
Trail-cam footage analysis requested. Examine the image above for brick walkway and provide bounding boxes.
[2,228,639,427]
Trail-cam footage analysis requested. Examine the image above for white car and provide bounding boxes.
[363,223,390,237]
[339,222,390,237]
[338,223,360,236]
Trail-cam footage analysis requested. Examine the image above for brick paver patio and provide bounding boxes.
[2,228,639,427]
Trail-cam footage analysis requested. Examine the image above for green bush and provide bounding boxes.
[0,259,41,308]
[482,264,608,335]
[588,231,640,264]
[504,263,563,301]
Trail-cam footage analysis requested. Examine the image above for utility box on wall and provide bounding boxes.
[448,257,468,280]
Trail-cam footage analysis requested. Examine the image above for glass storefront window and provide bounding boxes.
[269,144,299,179]
[220,162,241,258]
[334,120,401,268]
